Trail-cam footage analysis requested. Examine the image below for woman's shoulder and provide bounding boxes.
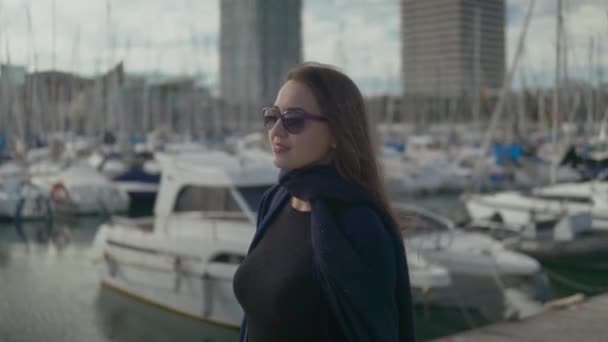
[335,202,391,238]
[334,202,398,269]
[257,185,283,214]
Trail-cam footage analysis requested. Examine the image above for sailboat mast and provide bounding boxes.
[586,36,595,137]
[473,0,535,191]
[69,28,80,133]
[550,0,563,184]
[472,6,481,130]
[105,0,113,134]
[52,0,56,70]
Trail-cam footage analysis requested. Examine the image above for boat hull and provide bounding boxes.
[465,194,608,231]
[99,247,243,328]
[511,235,608,297]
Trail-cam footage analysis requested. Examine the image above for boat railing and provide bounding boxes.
[160,210,251,242]
[197,211,250,221]
[169,210,249,221]
[108,216,155,232]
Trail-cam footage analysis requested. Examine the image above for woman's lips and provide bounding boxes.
[273,144,290,154]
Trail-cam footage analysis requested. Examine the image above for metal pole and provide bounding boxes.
[550,0,563,184]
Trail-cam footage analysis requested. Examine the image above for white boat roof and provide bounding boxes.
[0,162,23,177]
[534,181,608,197]
[407,135,434,146]
[32,162,113,187]
[156,150,279,187]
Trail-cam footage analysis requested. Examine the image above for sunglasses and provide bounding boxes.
[262,106,329,134]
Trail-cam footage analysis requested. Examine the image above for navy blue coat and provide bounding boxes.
[238,165,415,341]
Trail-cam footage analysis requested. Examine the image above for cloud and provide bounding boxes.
[1,0,608,95]
[0,0,219,77]
[303,0,400,93]
[508,0,608,88]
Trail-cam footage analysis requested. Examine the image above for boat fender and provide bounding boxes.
[174,256,183,293]
[14,197,26,224]
[489,212,504,223]
[433,233,443,251]
[532,271,554,303]
[202,272,213,318]
[105,253,118,277]
[50,182,71,204]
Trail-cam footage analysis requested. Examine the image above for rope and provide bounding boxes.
[544,267,608,295]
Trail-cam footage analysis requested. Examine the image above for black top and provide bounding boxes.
[233,203,345,342]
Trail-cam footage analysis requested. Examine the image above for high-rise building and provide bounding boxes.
[401,0,505,98]
[220,0,302,132]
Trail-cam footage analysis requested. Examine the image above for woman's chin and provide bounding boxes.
[273,153,332,171]
[273,155,303,171]
[272,157,290,170]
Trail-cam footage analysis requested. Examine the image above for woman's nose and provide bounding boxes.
[269,118,287,138]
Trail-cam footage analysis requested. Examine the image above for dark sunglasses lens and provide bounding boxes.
[282,112,306,134]
[263,111,278,130]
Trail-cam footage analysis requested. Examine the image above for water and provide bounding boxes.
[0,194,463,342]
[0,218,239,342]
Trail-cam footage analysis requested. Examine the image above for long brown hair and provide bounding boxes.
[287,62,402,233]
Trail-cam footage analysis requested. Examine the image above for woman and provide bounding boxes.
[233,63,415,341]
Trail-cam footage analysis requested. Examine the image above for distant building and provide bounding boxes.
[401,0,505,98]
[25,64,123,136]
[121,75,213,137]
[0,65,27,137]
[220,0,302,132]
[0,64,27,87]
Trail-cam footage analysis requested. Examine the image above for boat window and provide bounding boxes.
[530,194,592,205]
[211,252,245,265]
[173,186,242,213]
[237,185,272,212]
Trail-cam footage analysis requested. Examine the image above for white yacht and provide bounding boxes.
[464,181,608,231]
[28,160,130,218]
[91,151,452,328]
[396,204,548,321]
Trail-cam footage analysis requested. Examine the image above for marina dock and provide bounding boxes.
[434,293,608,342]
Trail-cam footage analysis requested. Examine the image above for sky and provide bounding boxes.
[0,0,607,95]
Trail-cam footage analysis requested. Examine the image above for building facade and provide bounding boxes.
[220,0,302,133]
[401,0,505,98]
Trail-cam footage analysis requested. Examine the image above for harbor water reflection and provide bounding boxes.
[0,217,238,342]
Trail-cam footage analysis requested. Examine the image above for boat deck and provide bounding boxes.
[432,293,608,342]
